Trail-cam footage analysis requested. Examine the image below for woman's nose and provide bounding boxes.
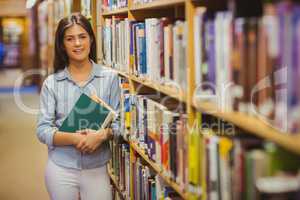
[74,37,81,46]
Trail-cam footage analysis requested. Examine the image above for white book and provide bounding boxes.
[194,8,205,89]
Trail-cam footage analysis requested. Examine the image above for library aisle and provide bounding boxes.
[0,93,49,200]
[2,0,300,200]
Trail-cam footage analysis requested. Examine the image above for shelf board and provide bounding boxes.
[107,165,128,200]
[130,0,185,11]
[102,7,128,16]
[130,140,190,200]
[102,65,130,78]
[193,100,300,155]
[101,65,187,103]
[129,75,187,103]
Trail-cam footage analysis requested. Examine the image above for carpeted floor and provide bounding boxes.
[0,93,50,200]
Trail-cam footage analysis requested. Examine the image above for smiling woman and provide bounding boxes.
[54,13,97,73]
[36,13,121,200]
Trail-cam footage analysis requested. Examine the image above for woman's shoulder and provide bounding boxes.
[42,74,56,85]
[42,71,64,88]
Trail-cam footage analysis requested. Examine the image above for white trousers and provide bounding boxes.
[45,159,112,200]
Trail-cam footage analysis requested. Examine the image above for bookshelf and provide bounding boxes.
[107,164,128,200]
[94,0,300,199]
[193,100,300,155]
[129,0,185,11]
[102,7,128,16]
[130,140,190,200]
[102,65,187,102]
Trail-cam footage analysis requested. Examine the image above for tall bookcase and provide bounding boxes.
[38,0,300,199]
[92,0,300,200]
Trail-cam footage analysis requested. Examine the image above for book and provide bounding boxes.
[59,93,117,133]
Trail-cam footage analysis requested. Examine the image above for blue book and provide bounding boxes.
[136,23,147,75]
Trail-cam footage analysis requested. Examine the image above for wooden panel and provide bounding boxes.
[72,0,81,12]
[193,100,300,155]
[130,0,185,11]
[0,0,28,16]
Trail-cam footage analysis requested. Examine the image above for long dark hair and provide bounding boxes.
[53,13,97,73]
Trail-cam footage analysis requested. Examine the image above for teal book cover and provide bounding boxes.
[59,93,116,133]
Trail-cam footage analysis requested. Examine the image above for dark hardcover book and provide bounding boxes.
[59,93,116,133]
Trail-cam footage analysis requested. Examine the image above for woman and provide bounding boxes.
[37,13,120,200]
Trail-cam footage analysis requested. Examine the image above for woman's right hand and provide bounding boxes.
[72,132,87,151]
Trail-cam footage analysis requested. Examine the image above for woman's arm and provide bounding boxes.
[37,77,86,149]
[53,131,85,146]
[37,78,58,149]
[109,74,121,139]
[76,128,113,153]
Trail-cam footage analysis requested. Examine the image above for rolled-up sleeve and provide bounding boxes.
[37,78,57,149]
[109,74,121,138]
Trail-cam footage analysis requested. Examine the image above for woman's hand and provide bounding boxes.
[76,129,112,154]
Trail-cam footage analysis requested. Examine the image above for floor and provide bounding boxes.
[0,69,23,88]
[0,93,50,200]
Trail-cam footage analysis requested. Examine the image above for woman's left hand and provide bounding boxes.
[76,129,112,154]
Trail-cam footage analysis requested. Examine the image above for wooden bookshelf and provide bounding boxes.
[102,65,130,78]
[102,7,129,16]
[102,65,187,103]
[130,140,190,200]
[107,164,128,200]
[129,75,187,103]
[193,100,300,155]
[95,0,300,199]
[130,0,185,11]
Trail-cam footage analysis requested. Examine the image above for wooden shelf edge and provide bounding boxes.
[129,140,190,200]
[101,65,187,103]
[193,100,300,155]
[101,65,130,78]
[130,0,185,11]
[107,165,128,200]
[102,7,128,16]
[129,75,187,103]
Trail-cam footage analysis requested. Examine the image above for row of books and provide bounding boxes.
[112,188,124,200]
[81,0,92,18]
[193,2,300,133]
[110,141,130,199]
[102,0,128,12]
[109,139,183,199]
[103,17,130,72]
[133,0,155,5]
[132,19,187,90]
[203,134,300,200]
[116,87,300,199]
[122,94,189,188]
[133,156,182,200]
[102,17,188,90]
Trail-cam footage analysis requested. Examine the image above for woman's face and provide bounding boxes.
[63,24,91,63]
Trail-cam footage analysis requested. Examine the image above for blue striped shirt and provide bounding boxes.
[36,61,121,169]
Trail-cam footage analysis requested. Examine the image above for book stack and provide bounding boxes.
[193,1,300,134]
[133,0,154,5]
[131,156,182,200]
[109,140,131,199]
[203,134,300,200]
[102,0,127,12]
[81,0,92,19]
[102,17,130,72]
[125,94,188,188]
[102,16,187,90]
[130,19,187,90]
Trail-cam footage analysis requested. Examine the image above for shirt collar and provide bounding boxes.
[54,60,103,81]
